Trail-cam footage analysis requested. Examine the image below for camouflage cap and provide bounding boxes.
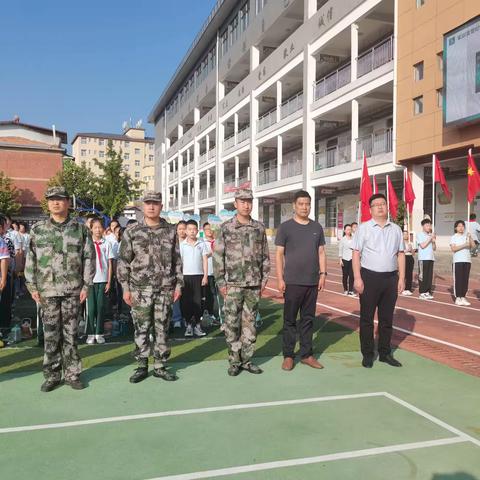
[234,188,253,200]
[142,190,162,203]
[45,186,69,199]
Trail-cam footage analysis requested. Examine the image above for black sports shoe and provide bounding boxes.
[379,354,402,367]
[40,379,62,392]
[65,377,85,390]
[228,365,241,376]
[241,363,263,374]
[362,357,374,368]
[152,368,178,381]
[129,368,148,383]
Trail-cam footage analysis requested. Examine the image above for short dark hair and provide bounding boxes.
[90,218,104,228]
[343,224,351,236]
[294,190,311,202]
[470,213,477,220]
[186,219,198,228]
[421,218,432,226]
[368,193,387,206]
[454,220,465,232]
[176,220,187,227]
[203,222,210,228]
[351,222,358,227]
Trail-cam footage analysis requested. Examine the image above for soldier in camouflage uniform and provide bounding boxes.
[213,188,270,376]
[117,191,183,383]
[25,186,95,392]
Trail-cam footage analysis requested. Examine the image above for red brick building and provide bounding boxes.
[0,119,68,222]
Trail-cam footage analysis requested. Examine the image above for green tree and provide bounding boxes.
[392,200,407,230]
[93,141,144,219]
[0,171,21,215]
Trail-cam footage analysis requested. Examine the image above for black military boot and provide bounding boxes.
[65,377,85,390]
[152,368,178,381]
[129,368,148,383]
[40,379,62,392]
[228,364,241,376]
[241,363,263,374]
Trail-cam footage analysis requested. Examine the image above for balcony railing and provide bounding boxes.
[198,188,215,201]
[170,199,178,210]
[198,151,207,165]
[257,108,277,133]
[358,36,394,78]
[168,171,178,183]
[356,128,393,160]
[280,92,303,119]
[208,146,216,159]
[183,194,194,205]
[182,162,194,175]
[223,175,250,195]
[281,161,302,179]
[314,144,350,171]
[314,35,394,101]
[237,125,249,144]
[257,168,278,186]
[223,134,235,151]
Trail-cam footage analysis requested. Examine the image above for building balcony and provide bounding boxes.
[170,199,178,210]
[181,162,194,176]
[198,146,216,166]
[223,176,250,198]
[256,160,303,191]
[168,171,178,183]
[314,35,393,102]
[280,92,303,120]
[222,125,250,154]
[182,194,194,207]
[356,127,393,161]
[223,133,236,151]
[198,187,216,203]
[257,108,277,133]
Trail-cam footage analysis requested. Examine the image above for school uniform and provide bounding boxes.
[404,241,415,292]
[415,231,435,295]
[450,234,471,299]
[338,236,354,292]
[353,219,404,362]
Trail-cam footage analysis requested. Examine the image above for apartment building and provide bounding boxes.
[149,0,402,241]
[396,0,480,245]
[71,126,156,193]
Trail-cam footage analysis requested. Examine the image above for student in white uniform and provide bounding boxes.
[338,224,355,296]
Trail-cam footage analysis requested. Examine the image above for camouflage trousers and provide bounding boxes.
[131,289,173,369]
[41,296,82,382]
[223,286,260,367]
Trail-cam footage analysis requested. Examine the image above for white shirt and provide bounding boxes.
[92,238,115,283]
[204,238,215,276]
[180,239,208,275]
[467,221,480,242]
[450,234,471,263]
[353,219,404,272]
[416,231,435,261]
[6,230,22,251]
[338,236,354,261]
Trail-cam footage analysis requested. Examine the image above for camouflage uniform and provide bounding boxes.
[213,189,270,367]
[25,186,95,383]
[117,192,183,370]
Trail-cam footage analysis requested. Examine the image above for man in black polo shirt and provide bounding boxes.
[275,190,327,371]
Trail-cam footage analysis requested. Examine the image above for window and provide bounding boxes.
[414,61,424,81]
[325,197,337,229]
[416,0,425,7]
[124,153,130,160]
[240,1,249,32]
[123,165,129,172]
[413,96,424,115]
[125,141,130,148]
[149,155,154,162]
[134,148,140,155]
[81,137,87,144]
[99,139,104,146]
[437,52,443,71]
[436,88,443,108]
[229,16,239,46]
[135,160,140,166]
[135,171,140,178]
[256,0,265,15]
[220,29,228,56]
[99,151,105,158]
[81,149,86,156]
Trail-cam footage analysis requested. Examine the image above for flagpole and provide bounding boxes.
[386,174,390,221]
[432,154,436,232]
[404,169,409,234]
[467,149,472,234]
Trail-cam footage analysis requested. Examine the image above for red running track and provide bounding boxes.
[264,256,480,377]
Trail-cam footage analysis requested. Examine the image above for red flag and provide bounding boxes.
[404,169,416,214]
[467,149,480,203]
[360,152,373,222]
[387,176,399,219]
[434,154,451,200]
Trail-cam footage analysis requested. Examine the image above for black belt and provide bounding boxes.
[361,268,398,277]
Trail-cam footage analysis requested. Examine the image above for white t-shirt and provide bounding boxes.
[416,231,435,261]
[450,234,471,263]
[467,221,480,242]
[180,239,208,275]
[204,238,215,276]
[92,239,115,283]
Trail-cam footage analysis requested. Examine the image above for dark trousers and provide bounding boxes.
[405,255,414,292]
[0,273,13,331]
[341,260,354,292]
[283,284,317,359]
[418,260,434,294]
[359,268,398,359]
[87,283,106,335]
[204,275,219,318]
[453,262,471,298]
[181,275,203,326]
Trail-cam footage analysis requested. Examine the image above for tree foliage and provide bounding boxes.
[0,171,21,215]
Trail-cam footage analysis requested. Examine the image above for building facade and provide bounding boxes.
[0,119,68,222]
[149,0,479,244]
[71,127,155,193]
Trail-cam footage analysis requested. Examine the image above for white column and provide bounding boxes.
[251,147,259,219]
[250,45,260,72]
[277,135,283,181]
[186,148,191,168]
[206,134,210,153]
[177,153,182,209]
[411,164,425,233]
[194,107,200,124]
[302,46,316,195]
[351,99,359,162]
[218,81,225,101]
[235,156,240,185]
[304,0,316,21]
[177,124,183,139]
[351,23,359,82]
[187,178,191,204]
[207,169,211,196]
[276,80,282,123]
[250,92,259,219]
[234,113,239,145]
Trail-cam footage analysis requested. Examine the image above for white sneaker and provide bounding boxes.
[425,293,434,300]
[405,290,413,296]
[173,321,181,328]
[419,293,428,300]
[461,297,471,306]
[95,334,105,344]
[343,291,349,296]
[194,325,206,337]
[455,297,463,306]
[185,325,193,337]
[86,335,95,344]
[401,290,410,296]
[348,291,357,297]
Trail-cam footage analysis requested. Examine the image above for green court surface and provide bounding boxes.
[1,301,479,479]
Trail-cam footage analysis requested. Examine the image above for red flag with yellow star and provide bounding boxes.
[467,149,480,203]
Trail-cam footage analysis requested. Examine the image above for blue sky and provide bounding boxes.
[0,0,216,144]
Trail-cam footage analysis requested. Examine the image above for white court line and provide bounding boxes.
[146,437,467,480]
[265,286,480,357]
[0,392,383,435]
